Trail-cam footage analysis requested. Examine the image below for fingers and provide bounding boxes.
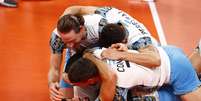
[50,88,64,98]
[49,83,65,101]
[50,83,62,96]
[110,43,127,51]
[119,45,128,51]
[117,46,124,51]
[50,91,64,101]
[110,44,120,49]
[50,95,62,101]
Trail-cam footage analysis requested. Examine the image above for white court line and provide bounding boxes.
[148,1,167,45]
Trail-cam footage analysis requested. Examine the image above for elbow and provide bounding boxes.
[63,6,80,14]
[65,6,83,11]
[154,56,161,67]
[148,48,161,68]
[149,56,161,68]
[66,5,79,10]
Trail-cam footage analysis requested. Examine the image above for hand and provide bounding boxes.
[101,49,124,60]
[110,43,128,51]
[83,52,93,59]
[72,97,81,101]
[49,82,65,101]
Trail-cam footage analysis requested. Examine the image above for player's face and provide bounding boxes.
[60,30,82,49]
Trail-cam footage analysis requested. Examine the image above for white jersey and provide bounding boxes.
[93,47,171,89]
[50,7,158,54]
[95,7,158,48]
[79,14,103,47]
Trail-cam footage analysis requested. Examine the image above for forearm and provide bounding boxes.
[99,82,116,101]
[62,6,82,16]
[48,53,63,84]
[121,46,161,68]
[48,67,60,84]
[62,6,98,16]
[99,73,117,101]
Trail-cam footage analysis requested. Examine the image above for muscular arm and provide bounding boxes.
[48,53,66,100]
[61,6,98,17]
[48,53,75,100]
[84,53,117,101]
[121,45,161,68]
[48,53,63,85]
[102,45,161,68]
[189,49,201,74]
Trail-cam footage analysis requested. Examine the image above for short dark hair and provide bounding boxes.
[68,58,99,83]
[99,24,127,48]
[57,14,84,33]
[64,51,84,73]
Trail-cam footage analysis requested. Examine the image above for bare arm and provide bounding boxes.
[102,44,161,68]
[61,6,98,17]
[48,53,65,100]
[122,45,161,68]
[181,87,201,101]
[83,53,117,101]
[189,49,201,73]
[48,53,63,84]
[99,75,117,101]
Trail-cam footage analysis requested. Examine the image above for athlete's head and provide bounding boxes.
[99,23,128,48]
[65,57,100,87]
[57,14,85,48]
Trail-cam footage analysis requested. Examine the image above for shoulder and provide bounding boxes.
[49,29,65,54]
[95,7,118,17]
[83,14,103,25]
